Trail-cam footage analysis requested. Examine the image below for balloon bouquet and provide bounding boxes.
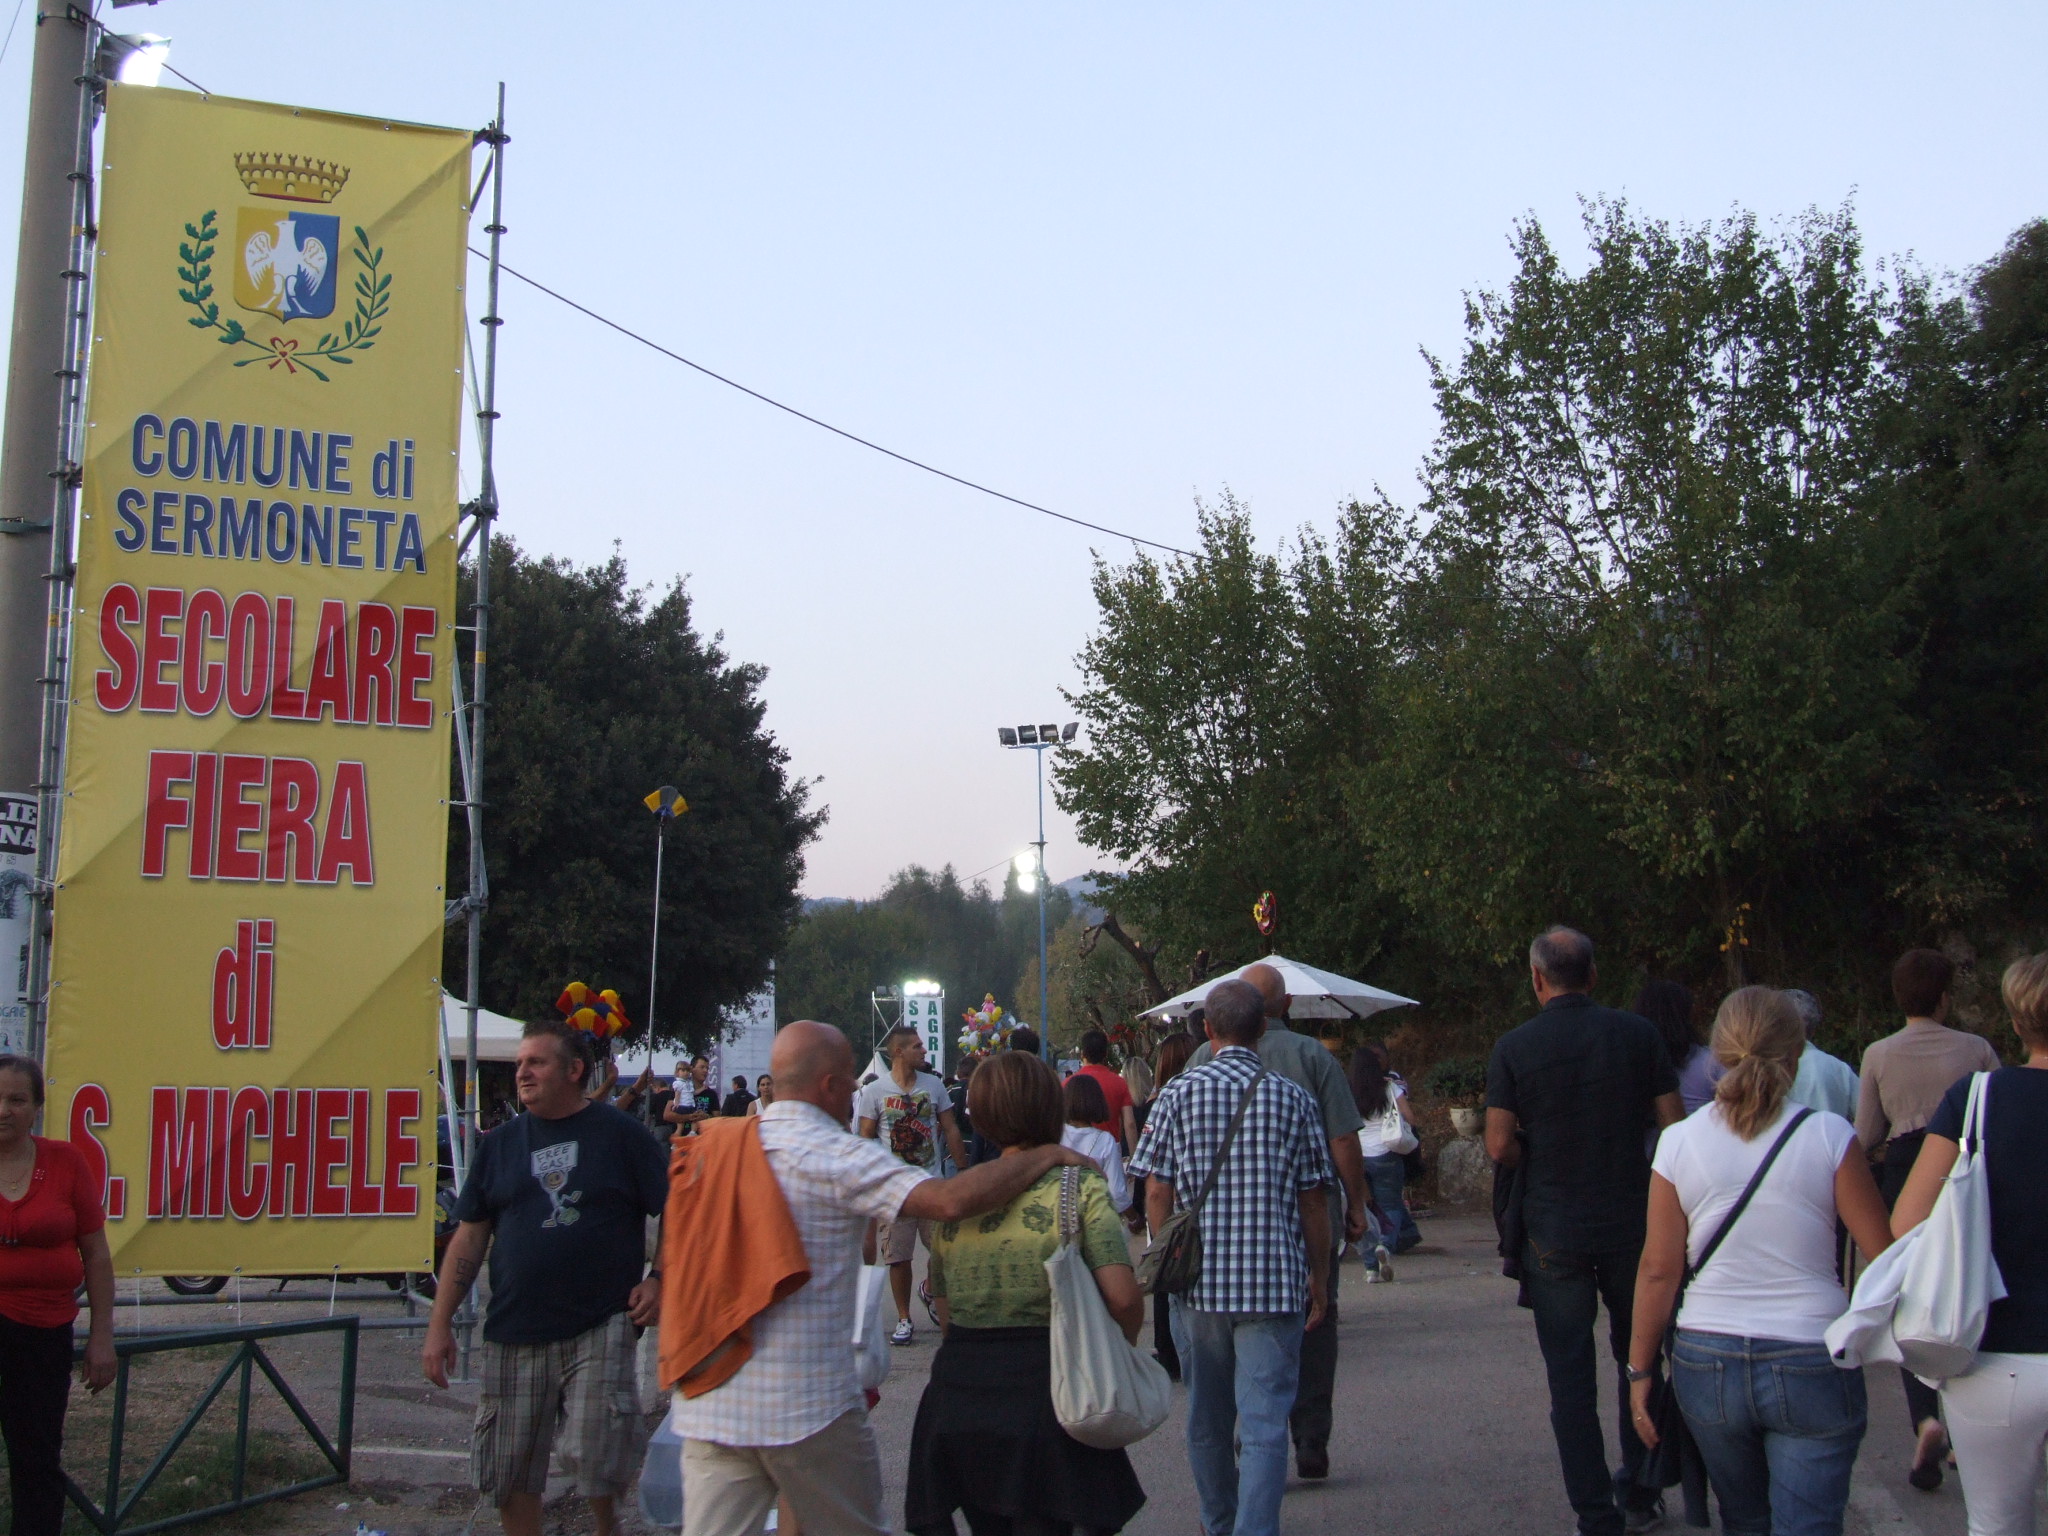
[556,981,631,1096]
[955,993,1013,1060]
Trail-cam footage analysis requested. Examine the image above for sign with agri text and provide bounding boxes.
[44,86,471,1274]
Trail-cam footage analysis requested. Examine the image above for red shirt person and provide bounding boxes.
[0,1054,117,1536]
[1071,1030,1137,1150]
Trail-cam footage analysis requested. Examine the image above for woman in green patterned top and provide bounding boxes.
[905,1051,1147,1536]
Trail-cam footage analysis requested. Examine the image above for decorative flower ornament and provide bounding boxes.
[556,981,631,1039]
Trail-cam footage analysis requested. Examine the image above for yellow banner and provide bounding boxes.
[45,86,472,1275]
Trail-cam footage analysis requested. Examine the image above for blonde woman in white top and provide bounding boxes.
[1627,987,1893,1536]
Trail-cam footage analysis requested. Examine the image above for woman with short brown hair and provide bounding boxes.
[905,1051,1146,1536]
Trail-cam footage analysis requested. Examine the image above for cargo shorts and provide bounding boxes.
[473,1311,646,1501]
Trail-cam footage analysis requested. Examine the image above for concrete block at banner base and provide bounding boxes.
[1436,1136,1493,1205]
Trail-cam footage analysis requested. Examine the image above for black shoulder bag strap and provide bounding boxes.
[1686,1106,1816,1287]
[1189,1065,1269,1220]
[1646,1105,1815,1489]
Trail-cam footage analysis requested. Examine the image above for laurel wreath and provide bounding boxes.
[177,209,390,382]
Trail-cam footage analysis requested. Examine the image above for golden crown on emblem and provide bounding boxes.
[233,152,351,204]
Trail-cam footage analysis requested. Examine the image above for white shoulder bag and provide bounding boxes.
[1378,1086,1419,1156]
[1891,1071,2007,1382]
[1046,1166,1172,1448]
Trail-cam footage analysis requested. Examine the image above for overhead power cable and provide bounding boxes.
[474,249,1195,559]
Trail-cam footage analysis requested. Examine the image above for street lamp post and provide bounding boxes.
[998,722,1077,1060]
[642,786,689,1039]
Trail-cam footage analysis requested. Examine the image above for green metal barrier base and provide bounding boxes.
[63,1316,357,1535]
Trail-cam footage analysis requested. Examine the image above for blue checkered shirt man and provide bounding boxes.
[1129,1045,1335,1314]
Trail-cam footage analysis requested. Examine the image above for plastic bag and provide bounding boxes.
[852,1263,891,1392]
[636,1404,684,1531]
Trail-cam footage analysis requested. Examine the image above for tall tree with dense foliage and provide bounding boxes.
[1056,203,2048,1039]
[446,540,822,1046]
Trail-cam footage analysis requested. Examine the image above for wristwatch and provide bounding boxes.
[1624,1364,1655,1384]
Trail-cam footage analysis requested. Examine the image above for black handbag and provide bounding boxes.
[1134,1066,1268,1296]
[1642,1107,1814,1489]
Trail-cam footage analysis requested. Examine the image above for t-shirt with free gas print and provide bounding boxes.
[855,1070,948,1171]
[454,1100,668,1344]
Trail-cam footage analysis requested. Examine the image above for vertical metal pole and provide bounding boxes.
[463,85,507,1162]
[646,823,664,1035]
[1035,745,1048,1059]
[3,8,96,1069]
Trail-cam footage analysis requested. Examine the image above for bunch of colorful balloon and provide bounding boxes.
[955,993,1012,1058]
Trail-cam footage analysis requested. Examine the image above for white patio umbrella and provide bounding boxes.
[1139,953,1418,1022]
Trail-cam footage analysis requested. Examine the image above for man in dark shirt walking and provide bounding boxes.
[1486,928,1683,1536]
[423,1024,669,1536]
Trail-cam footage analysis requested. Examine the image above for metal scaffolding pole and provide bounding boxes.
[21,10,101,1065]
[459,87,507,1169]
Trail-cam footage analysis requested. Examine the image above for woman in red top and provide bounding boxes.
[0,1054,115,1536]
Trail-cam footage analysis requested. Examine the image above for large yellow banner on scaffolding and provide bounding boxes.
[44,86,471,1275]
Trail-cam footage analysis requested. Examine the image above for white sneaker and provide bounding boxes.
[1375,1245,1393,1282]
[1363,1266,1383,1283]
[890,1318,914,1346]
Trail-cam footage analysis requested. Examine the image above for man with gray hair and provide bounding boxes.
[1485,928,1682,1536]
[1132,978,1334,1536]
[1783,988,1860,1120]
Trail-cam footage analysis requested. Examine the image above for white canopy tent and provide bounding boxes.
[1140,954,1419,1022]
[439,992,530,1063]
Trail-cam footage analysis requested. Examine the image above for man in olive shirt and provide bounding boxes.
[1186,962,1367,1480]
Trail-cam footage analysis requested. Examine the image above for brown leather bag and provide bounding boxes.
[1134,1066,1267,1296]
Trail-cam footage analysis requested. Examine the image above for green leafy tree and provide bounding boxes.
[1356,201,1916,990]
[446,539,823,1046]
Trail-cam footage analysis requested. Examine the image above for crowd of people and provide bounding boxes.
[400,926,2048,1536]
[0,927,2028,1536]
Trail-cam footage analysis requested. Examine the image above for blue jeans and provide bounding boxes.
[1169,1300,1304,1536]
[1362,1152,1421,1252]
[1523,1241,1655,1536]
[1671,1331,1866,1536]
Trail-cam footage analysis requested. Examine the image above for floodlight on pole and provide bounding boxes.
[642,785,688,1042]
[99,32,170,86]
[996,719,1080,1059]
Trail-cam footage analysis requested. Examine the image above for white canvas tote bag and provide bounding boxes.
[1045,1166,1172,1448]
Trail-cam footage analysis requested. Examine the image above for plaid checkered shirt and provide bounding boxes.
[671,1099,929,1447]
[1128,1045,1335,1315]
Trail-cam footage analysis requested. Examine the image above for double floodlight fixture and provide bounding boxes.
[997,721,1079,749]
[1013,847,1042,895]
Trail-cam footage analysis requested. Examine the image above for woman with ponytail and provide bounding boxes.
[1625,988,1894,1536]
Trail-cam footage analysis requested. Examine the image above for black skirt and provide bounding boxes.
[904,1325,1146,1536]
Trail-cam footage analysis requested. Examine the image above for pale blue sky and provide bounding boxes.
[2,2,2043,898]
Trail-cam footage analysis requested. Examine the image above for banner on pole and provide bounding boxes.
[44,86,472,1274]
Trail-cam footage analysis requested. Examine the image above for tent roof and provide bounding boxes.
[1140,954,1419,1022]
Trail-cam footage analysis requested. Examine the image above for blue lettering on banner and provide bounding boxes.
[111,415,430,574]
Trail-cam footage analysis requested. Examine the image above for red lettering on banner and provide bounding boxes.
[139,1084,420,1223]
[67,1084,127,1220]
[215,753,266,881]
[352,602,396,725]
[382,1088,421,1216]
[96,584,141,710]
[317,762,374,885]
[303,600,352,723]
[139,587,183,713]
[226,592,271,718]
[396,606,436,728]
[141,751,195,878]
[269,1087,313,1217]
[227,1086,270,1221]
[265,759,320,882]
[147,1085,209,1218]
[268,595,308,719]
[312,1087,349,1216]
[181,588,227,716]
[346,1089,382,1214]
